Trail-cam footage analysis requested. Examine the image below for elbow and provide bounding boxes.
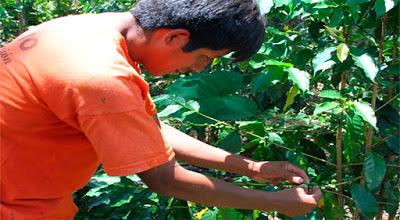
[138,159,179,196]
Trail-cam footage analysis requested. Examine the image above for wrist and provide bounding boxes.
[246,159,260,178]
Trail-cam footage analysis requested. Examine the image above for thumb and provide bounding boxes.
[310,186,322,202]
[285,173,304,184]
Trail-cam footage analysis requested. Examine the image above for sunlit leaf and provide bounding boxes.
[268,132,284,145]
[287,67,310,92]
[283,86,300,112]
[313,47,336,73]
[158,104,182,118]
[257,0,274,15]
[353,101,377,129]
[273,0,290,7]
[324,26,345,42]
[375,0,398,17]
[313,101,340,115]
[318,90,343,99]
[351,53,379,82]
[365,152,387,192]
[351,184,378,219]
[336,43,349,63]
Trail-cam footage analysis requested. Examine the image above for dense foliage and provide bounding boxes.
[1,0,399,219]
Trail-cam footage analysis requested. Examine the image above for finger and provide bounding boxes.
[310,186,322,201]
[285,173,304,184]
[286,163,310,183]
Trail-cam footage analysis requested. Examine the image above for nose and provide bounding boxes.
[191,58,211,73]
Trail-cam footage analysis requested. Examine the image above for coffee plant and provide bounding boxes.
[1,0,399,219]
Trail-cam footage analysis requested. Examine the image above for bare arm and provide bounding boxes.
[160,123,309,184]
[138,158,320,217]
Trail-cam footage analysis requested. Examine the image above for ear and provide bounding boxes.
[163,29,190,48]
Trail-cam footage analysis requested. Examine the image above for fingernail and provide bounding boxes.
[294,177,304,183]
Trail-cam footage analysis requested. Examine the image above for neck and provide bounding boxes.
[116,12,151,64]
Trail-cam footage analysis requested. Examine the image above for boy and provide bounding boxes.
[0,0,321,218]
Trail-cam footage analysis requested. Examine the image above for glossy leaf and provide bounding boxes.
[251,68,286,93]
[353,101,377,129]
[336,43,349,63]
[313,101,340,115]
[257,0,274,15]
[287,67,310,92]
[375,0,398,17]
[351,53,379,82]
[268,132,284,145]
[313,47,336,73]
[167,71,243,99]
[158,104,182,118]
[364,152,387,191]
[318,90,343,99]
[351,184,378,219]
[200,96,259,121]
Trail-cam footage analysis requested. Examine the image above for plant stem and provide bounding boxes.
[15,0,27,34]
[336,119,343,207]
[375,12,388,220]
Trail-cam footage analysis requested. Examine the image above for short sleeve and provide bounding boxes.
[73,74,174,176]
[79,109,174,176]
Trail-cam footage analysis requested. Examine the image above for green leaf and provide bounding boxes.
[324,26,345,42]
[217,208,244,220]
[313,101,340,115]
[353,101,377,129]
[268,132,284,145]
[200,208,218,220]
[273,0,290,7]
[217,131,242,153]
[257,0,274,15]
[336,43,349,63]
[347,0,369,4]
[344,114,364,162]
[324,193,344,220]
[251,68,286,93]
[351,53,379,82]
[313,47,337,73]
[166,71,243,99]
[157,104,182,118]
[364,152,387,191]
[287,67,310,92]
[318,90,343,99]
[351,183,379,219]
[237,120,266,137]
[200,96,259,121]
[375,0,398,17]
[286,151,308,170]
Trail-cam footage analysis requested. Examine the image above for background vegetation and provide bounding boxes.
[1,0,399,219]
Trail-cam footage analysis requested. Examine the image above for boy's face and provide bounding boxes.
[137,29,229,76]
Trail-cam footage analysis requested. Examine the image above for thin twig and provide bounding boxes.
[375,93,400,112]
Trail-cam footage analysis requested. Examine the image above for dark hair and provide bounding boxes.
[131,0,266,62]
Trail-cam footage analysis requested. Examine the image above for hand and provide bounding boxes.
[272,186,322,217]
[250,161,310,184]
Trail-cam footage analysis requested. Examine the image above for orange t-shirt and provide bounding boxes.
[0,13,174,219]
